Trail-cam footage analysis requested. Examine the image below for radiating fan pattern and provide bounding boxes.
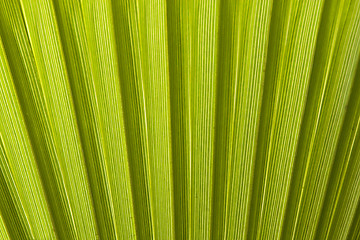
[0,0,360,239]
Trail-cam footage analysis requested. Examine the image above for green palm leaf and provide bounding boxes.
[0,0,359,239]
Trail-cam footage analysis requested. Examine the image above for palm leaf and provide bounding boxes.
[0,0,359,239]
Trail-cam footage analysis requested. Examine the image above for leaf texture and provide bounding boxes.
[0,0,360,240]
